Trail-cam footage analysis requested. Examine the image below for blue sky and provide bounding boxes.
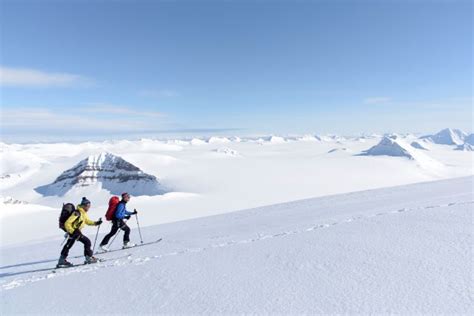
[0,0,472,142]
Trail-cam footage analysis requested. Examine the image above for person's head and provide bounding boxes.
[121,192,130,203]
[81,197,91,211]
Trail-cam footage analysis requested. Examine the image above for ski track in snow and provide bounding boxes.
[2,199,472,291]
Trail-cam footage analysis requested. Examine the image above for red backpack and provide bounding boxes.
[105,196,120,221]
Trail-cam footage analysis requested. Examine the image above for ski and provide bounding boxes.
[2,253,133,277]
[1,238,163,275]
[94,238,162,255]
[55,258,105,270]
[53,253,131,272]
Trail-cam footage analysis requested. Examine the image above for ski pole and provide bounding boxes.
[92,218,101,254]
[108,227,122,249]
[135,211,144,244]
[60,233,68,247]
[108,220,127,248]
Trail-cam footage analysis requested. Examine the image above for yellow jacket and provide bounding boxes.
[64,205,97,235]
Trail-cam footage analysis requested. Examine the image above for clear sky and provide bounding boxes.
[0,0,472,142]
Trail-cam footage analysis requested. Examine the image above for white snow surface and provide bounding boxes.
[214,147,241,157]
[190,138,207,146]
[207,136,231,144]
[268,136,286,144]
[327,147,352,154]
[0,195,55,219]
[0,177,472,314]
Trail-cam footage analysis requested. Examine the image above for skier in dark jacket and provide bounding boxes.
[99,192,137,251]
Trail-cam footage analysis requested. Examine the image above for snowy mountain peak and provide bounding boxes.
[365,136,416,159]
[363,137,444,170]
[421,128,467,145]
[81,152,142,173]
[35,152,164,197]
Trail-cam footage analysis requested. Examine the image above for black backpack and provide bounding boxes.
[59,203,76,231]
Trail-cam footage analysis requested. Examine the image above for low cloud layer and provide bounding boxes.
[0,66,91,87]
[0,105,167,135]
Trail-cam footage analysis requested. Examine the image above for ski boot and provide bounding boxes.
[123,242,136,249]
[99,244,110,252]
[84,256,99,264]
[56,256,73,268]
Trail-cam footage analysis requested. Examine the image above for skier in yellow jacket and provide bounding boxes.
[57,197,102,268]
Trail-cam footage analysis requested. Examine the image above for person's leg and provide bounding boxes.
[77,233,93,257]
[100,220,119,246]
[60,237,76,258]
[120,220,131,243]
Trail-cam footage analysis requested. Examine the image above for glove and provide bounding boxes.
[96,219,103,225]
[133,210,138,215]
[125,215,131,220]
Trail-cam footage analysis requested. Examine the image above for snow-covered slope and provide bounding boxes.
[1,177,472,314]
[0,149,49,190]
[35,152,164,196]
[420,128,467,145]
[0,197,55,219]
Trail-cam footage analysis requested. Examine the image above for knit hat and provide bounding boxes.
[121,192,130,199]
[81,197,91,205]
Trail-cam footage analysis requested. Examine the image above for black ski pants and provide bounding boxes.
[100,219,130,246]
[61,230,93,258]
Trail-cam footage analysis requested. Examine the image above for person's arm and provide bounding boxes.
[121,203,134,216]
[64,212,79,235]
[124,207,134,216]
[83,211,97,226]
